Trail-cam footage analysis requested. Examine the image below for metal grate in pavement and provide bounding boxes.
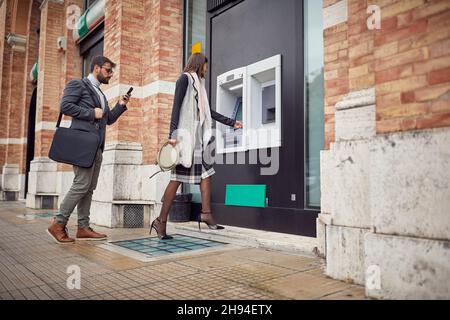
[110,234,226,257]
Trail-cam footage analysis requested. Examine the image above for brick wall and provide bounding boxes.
[0,1,6,131]
[58,0,83,173]
[5,48,26,164]
[2,0,31,171]
[375,0,450,132]
[323,0,450,148]
[324,0,349,149]
[103,0,183,164]
[1,0,182,173]
[18,0,40,174]
[35,0,64,158]
[141,0,182,164]
[103,0,146,147]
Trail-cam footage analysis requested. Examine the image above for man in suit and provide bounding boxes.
[47,56,130,244]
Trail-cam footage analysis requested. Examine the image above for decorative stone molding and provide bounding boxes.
[6,33,26,52]
[35,120,71,132]
[335,88,375,111]
[0,138,28,145]
[39,0,63,10]
[102,142,143,165]
[335,88,376,141]
[323,0,348,30]
[103,80,176,101]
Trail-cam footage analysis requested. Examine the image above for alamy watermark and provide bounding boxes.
[367,5,381,30]
[66,265,81,290]
[66,5,81,30]
[172,127,280,176]
[366,264,381,291]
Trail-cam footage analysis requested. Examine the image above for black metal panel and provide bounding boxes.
[207,0,236,12]
[123,205,144,228]
[192,203,316,236]
[42,196,55,210]
[206,0,318,236]
[5,192,17,201]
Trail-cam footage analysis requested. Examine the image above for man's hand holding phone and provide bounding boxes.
[119,87,133,106]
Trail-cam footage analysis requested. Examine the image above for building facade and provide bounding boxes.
[0,0,449,299]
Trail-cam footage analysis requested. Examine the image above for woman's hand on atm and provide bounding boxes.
[234,121,243,129]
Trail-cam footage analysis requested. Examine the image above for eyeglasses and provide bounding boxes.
[102,66,114,75]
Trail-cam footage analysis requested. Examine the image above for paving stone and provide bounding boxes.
[0,201,366,300]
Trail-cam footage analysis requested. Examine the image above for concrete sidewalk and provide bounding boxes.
[0,201,366,300]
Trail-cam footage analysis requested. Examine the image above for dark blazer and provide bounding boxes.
[60,77,127,151]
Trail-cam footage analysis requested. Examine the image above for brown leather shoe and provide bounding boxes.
[47,219,75,244]
[76,227,107,241]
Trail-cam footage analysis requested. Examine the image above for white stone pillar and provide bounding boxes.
[1,164,20,200]
[90,142,161,228]
[319,87,376,285]
[365,127,450,299]
[25,157,59,209]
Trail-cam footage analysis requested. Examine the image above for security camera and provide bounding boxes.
[57,36,67,52]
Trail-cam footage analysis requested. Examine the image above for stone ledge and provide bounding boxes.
[173,222,318,257]
[336,87,375,111]
[111,200,156,205]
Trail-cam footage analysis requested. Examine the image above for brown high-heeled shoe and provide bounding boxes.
[150,217,173,240]
[198,212,225,231]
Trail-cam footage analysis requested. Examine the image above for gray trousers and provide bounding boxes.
[56,149,103,228]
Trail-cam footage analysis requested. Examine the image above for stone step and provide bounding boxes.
[171,221,319,257]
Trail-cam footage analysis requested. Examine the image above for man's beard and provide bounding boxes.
[97,74,110,84]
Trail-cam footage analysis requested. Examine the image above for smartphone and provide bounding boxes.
[127,87,133,95]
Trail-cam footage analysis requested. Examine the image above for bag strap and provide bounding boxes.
[56,78,102,128]
[148,169,163,180]
[56,112,63,128]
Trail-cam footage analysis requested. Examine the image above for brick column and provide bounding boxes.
[17,0,41,200]
[55,0,83,208]
[1,0,32,201]
[323,0,349,150]
[26,0,65,208]
[91,0,183,227]
[140,0,183,223]
[0,0,13,197]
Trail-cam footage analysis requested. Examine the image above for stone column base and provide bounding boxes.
[1,190,19,201]
[365,233,450,299]
[90,200,156,228]
[26,157,58,209]
[88,142,172,228]
[1,164,21,201]
[315,213,332,258]
[25,193,59,209]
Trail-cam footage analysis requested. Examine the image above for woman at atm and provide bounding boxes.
[150,53,243,239]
